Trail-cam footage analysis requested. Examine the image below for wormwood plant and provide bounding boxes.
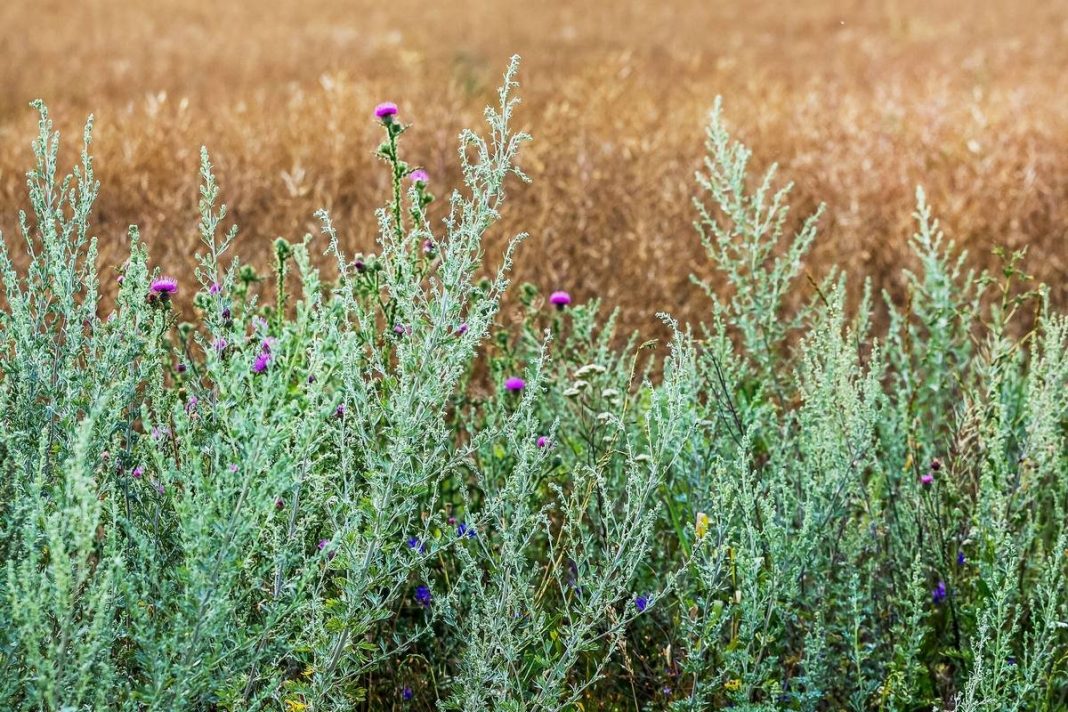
[0,59,1065,712]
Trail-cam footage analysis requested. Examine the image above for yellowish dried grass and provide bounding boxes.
[1,0,1065,330]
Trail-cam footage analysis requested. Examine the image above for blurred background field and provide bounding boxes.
[0,0,1065,330]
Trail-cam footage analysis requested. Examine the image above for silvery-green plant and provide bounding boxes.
[0,67,1064,712]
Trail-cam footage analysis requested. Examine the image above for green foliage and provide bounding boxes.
[0,68,1065,711]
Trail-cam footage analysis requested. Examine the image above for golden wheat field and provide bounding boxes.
[1,0,1066,330]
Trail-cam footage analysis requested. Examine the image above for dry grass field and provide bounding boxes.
[1,0,1066,330]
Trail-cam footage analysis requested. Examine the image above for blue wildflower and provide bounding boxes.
[932,580,947,604]
[635,595,649,613]
[415,585,432,608]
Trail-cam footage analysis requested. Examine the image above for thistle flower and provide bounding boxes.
[252,352,271,374]
[635,595,649,613]
[335,403,345,419]
[375,102,398,119]
[213,337,228,352]
[176,362,187,373]
[932,580,947,604]
[549,290,572,309]
[920,472,934,487]
[537,435,549,448]
[208,282,221,295]
[456,322,469,336]
[423,239,435,254]
[354,258,366,273]
[930,457,942,471]
[132,466,143,479]
[393,323,411,336]
[415,585,432,608]
[410,169,429,185]
[318,539,330,551]
[504,377,525,393]
[275,498,285,510]
[150,276,178,298]
[185,396,198,414]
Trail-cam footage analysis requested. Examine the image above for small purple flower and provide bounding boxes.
[116,275,124,285]
[409,169,429,185]
[155,482,165,494]
[208,282,221,295]
[393,323,411,337]
[150,276,178,298]
[957,550,966,566]
[456,322,469,336]
[354,258,366,273]
[414,585,432,608]
[213,337,228,352]
[920,472,934,487]
[318,538,330,551]
[275,498,285,510]
[401,686,413,701]
[185,396,198,414]
[930,458,943,471]
[423,239,435,254]
[504,377,525,393]
[375,101,398,119]
[307,373,316,383]
[221,307,232,321]
[252,352,271,374]
[260,337,274,353]
[406,536,425,553]
[1007,656,1017,666]
[229,464,239,473]
[932,580,947,604]
[549,291,572,309]
[456,522,476,539]
[537,436,549,449]
[176,362,187,373]
[335,403,345,418]
[634,595,649,613]
[132,465,144,479]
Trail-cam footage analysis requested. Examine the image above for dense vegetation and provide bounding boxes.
[0,61,1065,710]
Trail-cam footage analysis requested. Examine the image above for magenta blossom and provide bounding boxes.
[456,323,469,336]
[375,102,398,119]
[213,337,228,352]
[549,291,572,309]
[504,377,526,393]
[150,276,178,298]
[537,436,550,449]
[208,282,221,295]
[920,472,934,487]
[410,169,429,184]
[132,466,144,479]
[252,352,271,374]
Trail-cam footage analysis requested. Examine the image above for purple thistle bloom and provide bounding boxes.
[132,466,144,479]
[116,275,124,285]
[155,482,165,494]
[213,337,228,352]
[456,522,476,539]
[932,580,947,604]
[221,307,232,321]
[375,101,398,119]
[252,352,271,374]
[393,323,411,336]
[537,436,549,449]
[208,282,221,295]
[185,396,198,414]
[920,472,934,487]
[176,362,187,373]
[354,258,366,273]
[504,377,525,393]
[229,464,239,473]
[635,595,649,613]
[456,322,469,336]
[415,585,432,608]
[275,498,285,510]
[307,373,316,383]
[549,290,572,309]
[318,538,330,551]
[335,403,345,418]
[409,169,429,185]
[930,458,943,471]
[423,239,435,254]
[402,686,413,701]
[150,276,178,297]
